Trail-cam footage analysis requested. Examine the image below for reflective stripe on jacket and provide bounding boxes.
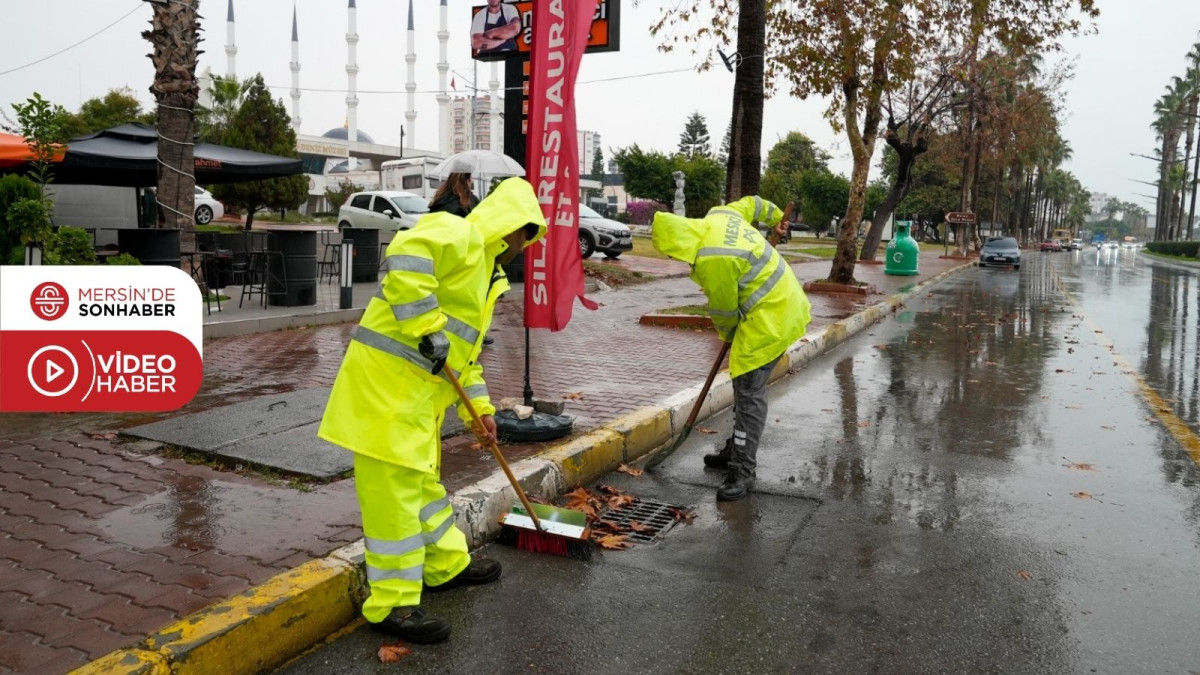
[709,196,783,237]
[318,178,548,471]
[651,204,811,377]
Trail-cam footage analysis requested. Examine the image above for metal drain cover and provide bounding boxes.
[598,498,684,544]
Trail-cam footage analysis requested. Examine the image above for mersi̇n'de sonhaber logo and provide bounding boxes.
[30,281,69,321]
[0,266,203,412]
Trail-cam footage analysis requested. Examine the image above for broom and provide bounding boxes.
[444,367,593,561]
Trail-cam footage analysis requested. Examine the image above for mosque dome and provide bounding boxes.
[322,126,375,144]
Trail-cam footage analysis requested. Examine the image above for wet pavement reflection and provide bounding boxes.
[285,252,1200,673]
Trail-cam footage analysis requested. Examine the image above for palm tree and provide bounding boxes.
[196,75,250,143]
[142,0,201,251]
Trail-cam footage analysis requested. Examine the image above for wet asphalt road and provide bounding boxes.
[282,250,1200,674]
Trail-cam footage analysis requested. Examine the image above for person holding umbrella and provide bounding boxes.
[428,172,479,217]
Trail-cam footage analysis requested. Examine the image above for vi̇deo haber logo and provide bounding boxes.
[0,266,203,412]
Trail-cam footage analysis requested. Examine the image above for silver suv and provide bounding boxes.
[337,191,430,242]
[578,204,633,258]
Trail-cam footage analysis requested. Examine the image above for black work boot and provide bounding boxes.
[370,607,451,644]
[425,558,502,593]
[703,438,733,469]
[716,469,755,501]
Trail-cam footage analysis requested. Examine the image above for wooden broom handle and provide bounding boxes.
[444,368,543,531]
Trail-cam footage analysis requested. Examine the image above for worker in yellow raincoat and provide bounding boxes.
[652,196,810,500]
[319,177,547,643]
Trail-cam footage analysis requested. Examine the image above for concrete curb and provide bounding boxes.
[79,260,974,674]
[203,308,366,341]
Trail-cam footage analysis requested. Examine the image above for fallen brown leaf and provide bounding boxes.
[1016,570,1033,581]
[594,533,632,550]
[696,426,719,434]
[617,463,644,477]
[377,642,413,663]
[88,432,119,441]
[985,361,998,366]
[626,520,654,533]
[669,507,696,522]
[592,518,623,532]
[1071,491,1093,499]
[1062,457,1097,471]
[595,483,628,497]
[562,392,585,400]
[606,494,635,510]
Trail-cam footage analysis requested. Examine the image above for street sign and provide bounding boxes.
[945,211,976,224]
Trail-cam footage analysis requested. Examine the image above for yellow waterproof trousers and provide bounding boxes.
[354,453,471,622]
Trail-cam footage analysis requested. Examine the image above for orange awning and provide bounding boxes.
[0,133,65,169]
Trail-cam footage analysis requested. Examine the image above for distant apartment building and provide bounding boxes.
[447,95,500,153]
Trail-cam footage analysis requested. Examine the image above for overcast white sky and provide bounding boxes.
[1,1,1198,208]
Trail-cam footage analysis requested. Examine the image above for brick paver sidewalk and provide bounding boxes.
[0,253,960,672]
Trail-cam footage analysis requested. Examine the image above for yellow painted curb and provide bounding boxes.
[75,557,364,675]
[72,649,168,674]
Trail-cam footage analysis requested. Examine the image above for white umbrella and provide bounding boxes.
[433,149,525,179]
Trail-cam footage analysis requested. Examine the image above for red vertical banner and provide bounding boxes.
[524,0,599,331]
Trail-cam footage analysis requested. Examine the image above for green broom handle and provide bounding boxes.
[444,367,544,531]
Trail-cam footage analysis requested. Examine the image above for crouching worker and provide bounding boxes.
[318,177,547,643]
[651,198,811,501]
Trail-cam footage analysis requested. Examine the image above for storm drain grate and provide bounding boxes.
[597,498,683,544]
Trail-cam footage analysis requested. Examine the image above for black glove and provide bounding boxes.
[418,332,450,374]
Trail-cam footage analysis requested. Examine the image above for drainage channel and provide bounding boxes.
[596,497,683,545]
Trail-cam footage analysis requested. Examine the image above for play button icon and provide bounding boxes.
[27,345,80,398]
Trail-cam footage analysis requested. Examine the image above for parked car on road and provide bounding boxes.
[194,187,224,225]
[337,191,430,241]
[1039,239,1063,252]
[578,203,633,258]
[979,236,1021,269]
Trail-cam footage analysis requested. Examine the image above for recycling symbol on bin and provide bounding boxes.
[893,252,904,263]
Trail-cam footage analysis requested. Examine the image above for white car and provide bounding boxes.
[578,204,633,258]
[194,187,224,225]
[337,191,430,241]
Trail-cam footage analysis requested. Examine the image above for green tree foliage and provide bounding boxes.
[324,180,363,211]
[678,154,724,217]
[54,88,155,139]
[678,111,712,160]
[760,132,832,217]
[612,145,725,217]
[613,145,676,206]
[197,75,251,143]
[211,75,307,230]
[717,120,731,166]
[797,171,850,232]
[0,175,42,255]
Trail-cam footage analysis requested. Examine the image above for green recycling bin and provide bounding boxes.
[884,222,920,276]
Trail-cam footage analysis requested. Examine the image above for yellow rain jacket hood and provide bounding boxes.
[710,196,784,236]
[652,203,811,377]
[319,177,547,471]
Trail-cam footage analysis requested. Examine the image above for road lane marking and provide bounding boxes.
[1051,265,1200,467]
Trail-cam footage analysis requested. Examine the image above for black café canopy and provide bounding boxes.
[48,123,303,187]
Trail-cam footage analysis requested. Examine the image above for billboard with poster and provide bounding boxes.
[470,0,619,61]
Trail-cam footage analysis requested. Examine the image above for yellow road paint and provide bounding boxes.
[1051,267,1200,467]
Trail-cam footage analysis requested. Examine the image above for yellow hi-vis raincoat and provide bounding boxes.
[710,196,785,237]
[652,203,811,378]
[318,177,547,619]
